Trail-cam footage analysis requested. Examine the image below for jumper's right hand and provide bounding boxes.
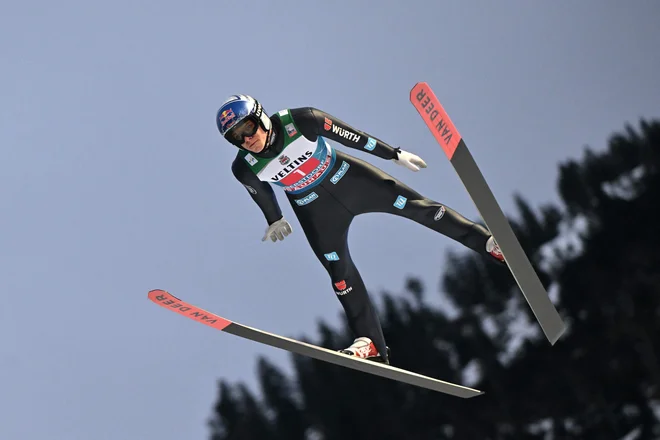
[262,217,293,242]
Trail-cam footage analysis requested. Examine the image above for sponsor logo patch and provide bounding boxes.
[394,195,407,209]
[323,117,361,142]
[330,161,350,184]
[334,279,353,296]
[434,206,446,220]
[285,123,297,137]
[245,154,257,166]
[294,192,318,206]
[324,252,340,261]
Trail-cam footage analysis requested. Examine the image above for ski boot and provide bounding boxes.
[486,235,506,264]
[338,337,390,364]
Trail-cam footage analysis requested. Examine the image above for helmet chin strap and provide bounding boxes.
[267,127,275,146]
[260,125,276,153]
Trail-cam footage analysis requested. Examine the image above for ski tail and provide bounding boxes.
[148,289,233,331]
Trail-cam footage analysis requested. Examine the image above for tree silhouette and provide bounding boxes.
[208,118,660,440]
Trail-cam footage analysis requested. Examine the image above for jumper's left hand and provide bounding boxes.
[394,149,427,172]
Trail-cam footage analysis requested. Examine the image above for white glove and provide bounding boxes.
[394,149,427,172]
[262,217,293,242]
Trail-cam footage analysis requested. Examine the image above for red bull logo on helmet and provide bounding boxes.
[219,109,237,131]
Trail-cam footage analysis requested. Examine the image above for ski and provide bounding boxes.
[148,289,484,398]
[409,82,566,345]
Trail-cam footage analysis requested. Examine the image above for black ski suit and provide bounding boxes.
[230,107,499,362]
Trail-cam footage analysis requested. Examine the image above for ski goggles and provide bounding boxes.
[226,117,259,144]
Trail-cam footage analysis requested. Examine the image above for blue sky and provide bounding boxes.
[2,1,659,439]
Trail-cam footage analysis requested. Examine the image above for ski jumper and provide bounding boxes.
[230,107,497,361]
